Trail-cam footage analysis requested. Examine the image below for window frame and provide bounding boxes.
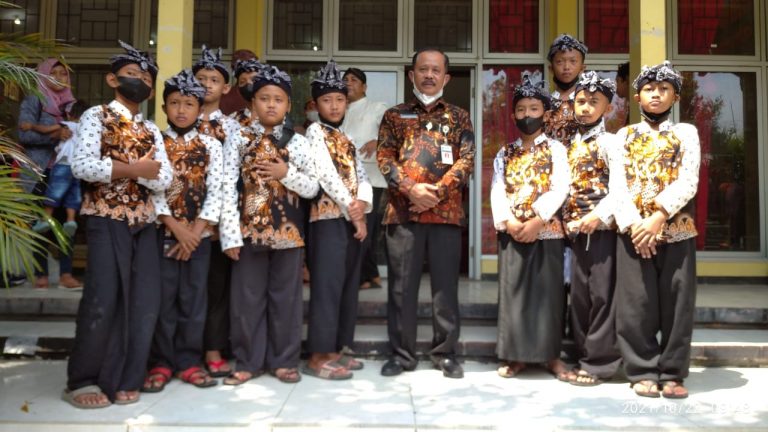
[670,0,762,62]
[577,0,630,59]
[332,0,405,57]
[482,0,544,60]
[267,0,331,58]
[408,0,479,60]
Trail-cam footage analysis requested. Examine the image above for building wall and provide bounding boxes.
[2,0,766,277]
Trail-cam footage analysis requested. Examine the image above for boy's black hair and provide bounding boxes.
[62,99,89,120]
[411,47,450,71]
[617,62,630,80]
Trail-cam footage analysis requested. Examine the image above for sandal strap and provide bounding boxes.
[318,361,347,378]
[179,366,208,382]
[207,359,228,369]
[70,385,104,398]
[148,366,172,380]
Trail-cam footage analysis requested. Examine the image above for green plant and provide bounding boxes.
[0,9,68,284]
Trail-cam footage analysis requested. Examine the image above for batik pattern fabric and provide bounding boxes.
[611,120,701,244]
[153,128,223,238]
[73,100,172,227]
[545,90,579,144]
[563,121,618,229]
[219,123,318,251]
[198,109,241,145]
[377,98,475,226]
[229,107,252,128]
[306,122,372,222]
[490,134,569,240]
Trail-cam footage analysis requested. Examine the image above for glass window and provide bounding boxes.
[679,71,759,251]
[414,0,472,53]
[678,0,755,55]
[338,0,398,52]
[272,0,324,51]
[481,65,544,254]
[488,0,538,54]
[69,66,114,108]
[56,0,134,47]
[149,0,231,49]
[584,0,628,54]
[0,0,40,35]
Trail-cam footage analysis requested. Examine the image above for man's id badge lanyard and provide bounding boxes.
[427,121,454,165]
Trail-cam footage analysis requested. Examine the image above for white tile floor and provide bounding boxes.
[1,360,767,431]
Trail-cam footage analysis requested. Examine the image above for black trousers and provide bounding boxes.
[615,235,696,383]
[149,238,211,372]
[385,223,461,365]
[360,187,385,283]
[204,241,231,352]
[66,217,162,401]
[229,245,303,373]
[306,218,363,353]
[569,231,621,378]
[496,235,564,363]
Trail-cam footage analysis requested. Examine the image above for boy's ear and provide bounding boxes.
[604,103,614,114]
[148,88,155,100]
[633,93,641,103]
[105,72,119,89]
[222,83,231,95]
[161,104,167,115]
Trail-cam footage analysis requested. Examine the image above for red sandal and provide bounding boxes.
[178,366,217,388]
[141,366,172,393]
[206,359,231,378]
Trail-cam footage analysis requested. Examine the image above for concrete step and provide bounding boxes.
[3,280,768,325]
[2,320,767,367]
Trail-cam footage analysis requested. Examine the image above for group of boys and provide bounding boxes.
[61,41,376,408]
[56,32,700,408]
[491,34,699,400]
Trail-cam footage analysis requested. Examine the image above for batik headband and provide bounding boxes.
[547,34,588,61]
[575,71,616,100]
[110,40,158,80]
[513,72,551,110]
[192,45,230,82]
[234,58,262,79]
[163,69,207,102]
[251,63,292,97]
[632,60,683,94]
[311,59,347,100]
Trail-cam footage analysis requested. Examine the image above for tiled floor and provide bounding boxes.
[1,360,767,431]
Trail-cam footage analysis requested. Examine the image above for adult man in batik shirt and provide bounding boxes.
[377,48,475,379]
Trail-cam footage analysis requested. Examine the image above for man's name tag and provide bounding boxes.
[441,144,454,165]
[399,112,418,119]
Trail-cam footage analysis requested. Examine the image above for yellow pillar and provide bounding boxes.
[628,0,666,122]
[234,0,265,59]
[548,0,579,43]
[153,0,194,129]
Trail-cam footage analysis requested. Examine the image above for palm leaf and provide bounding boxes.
[0,25,70,286]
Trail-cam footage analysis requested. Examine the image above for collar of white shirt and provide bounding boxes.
[164,126,199,141]
[109,99,144,123]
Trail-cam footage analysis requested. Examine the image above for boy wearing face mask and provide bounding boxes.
[613,62,699,399]
[65,40,172,409]
[561,71,622,386]
[192,45,242,379]
[230,58,262,127]
[490,75,569,380]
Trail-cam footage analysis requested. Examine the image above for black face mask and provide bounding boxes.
[640,106,672,125]
[319,113,343,129]
[515,116,544,135]
[239,84,256,102]
[553,75,579,91]
[116,76,152,104]
[578,116,603,132]
[169,120,198,137]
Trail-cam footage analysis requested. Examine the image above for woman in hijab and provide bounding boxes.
[17,58,81,289]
